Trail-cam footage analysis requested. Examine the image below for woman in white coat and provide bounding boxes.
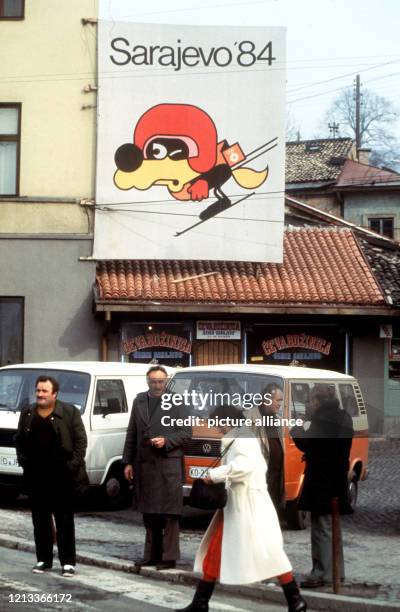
[176,405,307,612]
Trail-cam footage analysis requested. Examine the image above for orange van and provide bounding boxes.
[167,364,369,529]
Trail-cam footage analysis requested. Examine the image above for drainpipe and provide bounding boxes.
[188,327,193,366]
[101,311,111,362]
[345,331,350,374]
[242,327,248,364]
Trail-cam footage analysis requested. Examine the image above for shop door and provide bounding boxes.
[194,341,241,365]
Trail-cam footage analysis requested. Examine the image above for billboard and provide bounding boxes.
[94,22,285,262]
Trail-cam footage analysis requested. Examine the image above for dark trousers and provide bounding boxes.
[310,512,344,582]
[143,513,180,562]
[28,470,76,567]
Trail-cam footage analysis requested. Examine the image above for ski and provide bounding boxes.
[174,191,256,237]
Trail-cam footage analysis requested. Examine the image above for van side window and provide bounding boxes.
[339,384,359,417]
[290,383,311,420]
[93,380,128,415]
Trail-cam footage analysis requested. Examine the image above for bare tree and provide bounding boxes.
[324,87,400,169]
[286,109,301,142]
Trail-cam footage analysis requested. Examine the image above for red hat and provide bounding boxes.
[134,103,217,173]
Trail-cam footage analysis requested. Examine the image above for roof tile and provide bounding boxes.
[286,138,354,183]
[95,228,385,306]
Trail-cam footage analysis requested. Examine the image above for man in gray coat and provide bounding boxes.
[123,365,191,570]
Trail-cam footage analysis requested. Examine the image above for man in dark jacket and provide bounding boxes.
[248,383,285,515]
[15,375,88,578]
[123,365,191,570]
[290,384,353,588]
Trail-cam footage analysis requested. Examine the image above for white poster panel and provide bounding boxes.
[197,321,241,340]
[94,22,285,262]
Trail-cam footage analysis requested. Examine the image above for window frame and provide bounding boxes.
[0,0,25,19]
[368,216,394,239]
[0,296,24,366]
[93,378,128,416]
[0,103,21,196]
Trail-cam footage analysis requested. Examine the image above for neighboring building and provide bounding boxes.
[336,160,400,241]
[0,1,100,364]
[286,139,400,243]
[285,137,356,214]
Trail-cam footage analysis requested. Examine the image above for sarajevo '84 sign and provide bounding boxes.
[94,22,286,262]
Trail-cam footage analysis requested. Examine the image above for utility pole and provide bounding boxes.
[354,74,361,150]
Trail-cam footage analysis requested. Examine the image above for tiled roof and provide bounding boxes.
[95,228,385,307]
[336,159,400,187]
[286,138,354,184]
[359,238,400,306]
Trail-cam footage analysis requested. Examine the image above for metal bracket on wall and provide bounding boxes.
[81,17,97,25]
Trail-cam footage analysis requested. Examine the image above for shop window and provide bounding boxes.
[0,0,24,18]
[368,217,394,239]
[0,297,23,365]
[122,322,191,367]
[0,104,21,195]
[93,379,128,415]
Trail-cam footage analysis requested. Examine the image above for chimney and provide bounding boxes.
[357,148,371,164]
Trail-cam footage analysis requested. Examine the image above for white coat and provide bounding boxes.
[194,429,292,585]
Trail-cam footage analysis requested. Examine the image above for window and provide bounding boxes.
[0,298,23,366]
[0,104,21,195]
[339,384,359,417]
[0,368,90,412]
[368,217,394,239]
[389,337,400,380]
[93,380,128,415]
[0,0,24,18]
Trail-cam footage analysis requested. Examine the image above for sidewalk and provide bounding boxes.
[0,533,398,612]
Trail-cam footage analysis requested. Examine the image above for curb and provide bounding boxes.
[0,535,398,612]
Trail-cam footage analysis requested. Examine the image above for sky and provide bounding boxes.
[99,0,400,144]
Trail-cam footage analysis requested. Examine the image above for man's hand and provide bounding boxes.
[151,437,166,448]
[124,464,134,482]
[202,474,213,484]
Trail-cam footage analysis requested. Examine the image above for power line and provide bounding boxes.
[286,58,400,94]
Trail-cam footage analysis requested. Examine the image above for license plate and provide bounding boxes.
[0,454,18,467]
[189,466,208,479]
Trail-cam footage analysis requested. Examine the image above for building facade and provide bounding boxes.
[0,1,100,364]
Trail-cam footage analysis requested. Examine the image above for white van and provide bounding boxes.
[0,361,174,506]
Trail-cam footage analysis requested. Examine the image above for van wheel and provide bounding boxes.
[285,500,307,530]
[102,468,130,510]
[348,473,358,510]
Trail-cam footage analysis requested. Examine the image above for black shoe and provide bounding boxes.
[300,578,325,588]
[134,559,158,568]
[282,580,307,612]
[156,560,176,570]
[32,561,52,574]
[175,579,215,612]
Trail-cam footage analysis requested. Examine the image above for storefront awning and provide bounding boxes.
[94,227,387,313]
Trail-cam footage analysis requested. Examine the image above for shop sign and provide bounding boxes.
[262,334,332,356]
[93,20,285,262]
[122,332,192,355]
[197,321,241,340]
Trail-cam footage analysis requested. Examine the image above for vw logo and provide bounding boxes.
[202,443,212,454]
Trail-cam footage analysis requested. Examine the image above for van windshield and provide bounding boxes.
[167,370,284,416]
[0,369,90,413]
